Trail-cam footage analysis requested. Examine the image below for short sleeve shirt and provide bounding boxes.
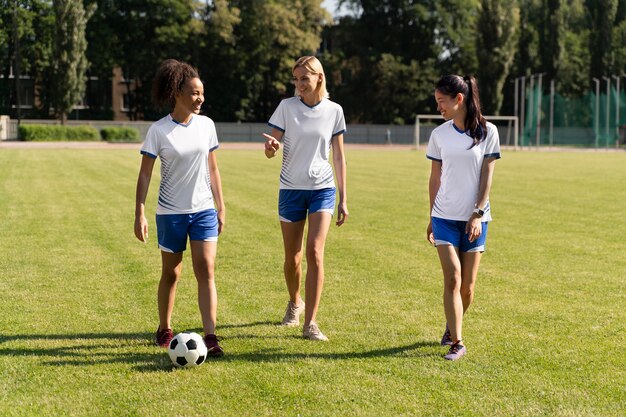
[141,114,219,215]
[268,97,346,190]
[426,120,501,221]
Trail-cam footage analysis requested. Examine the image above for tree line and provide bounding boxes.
[1,0,626,124]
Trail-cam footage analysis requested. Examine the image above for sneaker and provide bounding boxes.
[281,301,305,327]
[155,327,174,348]
[203,334,224,357]
[444,342,467,361]
[302,322,329,341]
[440,324,452,346]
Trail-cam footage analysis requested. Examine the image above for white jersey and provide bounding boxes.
[141,114,219,215]
[426,120,501,221]
[268,97,346,190]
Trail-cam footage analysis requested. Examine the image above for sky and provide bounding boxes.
[321,0,352,17]
[321,0,338,14]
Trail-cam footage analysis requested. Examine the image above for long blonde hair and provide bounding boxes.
[292,56,329,101]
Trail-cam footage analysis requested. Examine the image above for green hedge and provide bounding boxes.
[19,125,100,141]
[100,127,141,142]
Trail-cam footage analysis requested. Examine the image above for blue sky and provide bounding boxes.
[321,0,337,13]
[322,0,351,17]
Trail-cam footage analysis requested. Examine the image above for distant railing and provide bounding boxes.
[4,119,417,144]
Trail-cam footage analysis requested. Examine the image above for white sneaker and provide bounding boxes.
[303,322,329,341]
[281,301,305,327]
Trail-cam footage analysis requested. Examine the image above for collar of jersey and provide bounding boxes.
[299,97,323,109]
[452,122,467,135]
[170,114,194,127]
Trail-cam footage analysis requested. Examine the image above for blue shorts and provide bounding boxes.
[279,188,336,222]
[431,216,489,253]
[156,209,218,253]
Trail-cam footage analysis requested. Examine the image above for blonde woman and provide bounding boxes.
[262,56,348,341]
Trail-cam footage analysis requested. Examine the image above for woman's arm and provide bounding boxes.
[331,133,348,226]
[475,157,497,212]
[427,160,442,244]
[466,157,497,242]
[208,151,225,234]
[134,155,156,242]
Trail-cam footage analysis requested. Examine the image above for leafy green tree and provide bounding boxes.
[434,0,480,76]
[476,0,520,115]
[585,0,618,78]
[201,0,329,122]
[324,0,443,122]
[85,0,204,120]
[0,1,54,117]
[50,0,96,123]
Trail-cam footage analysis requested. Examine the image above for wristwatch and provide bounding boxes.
[473,207,485,217]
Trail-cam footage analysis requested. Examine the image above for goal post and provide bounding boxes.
[414,114,519,150]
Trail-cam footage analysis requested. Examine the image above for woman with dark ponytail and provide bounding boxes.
[425,75,501,360]
[134,59,226,356]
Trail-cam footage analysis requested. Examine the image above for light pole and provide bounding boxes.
[602,76,611,148]
[536,73,546,148]
[549,79,555,147]
[528,74,535,148]
[613,75,621,145]
[520,76,526,144]
[592,78,600,149]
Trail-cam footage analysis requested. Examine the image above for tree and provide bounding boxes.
[434,0,480,76]
[85,0,204,120]
[202,0,329,122]
[50,0,96,124]
[0,0,54,118]
[324,0,442,123]
[475,0,520,115]
[585,0,618,78]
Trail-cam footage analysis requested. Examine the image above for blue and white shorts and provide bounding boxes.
[431,216,489,253]
[156,209,218,253]
[278,188,336,223]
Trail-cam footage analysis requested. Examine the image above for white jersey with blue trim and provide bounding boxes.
[426,120,501,222]
[268,97,346,190]
[141,114,219,215]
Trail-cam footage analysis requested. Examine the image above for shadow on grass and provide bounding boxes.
[0,331,171,372]
[0,322,441,371]
[221,340,441,363]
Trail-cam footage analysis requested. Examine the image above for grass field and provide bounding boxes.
[0,145,624,416]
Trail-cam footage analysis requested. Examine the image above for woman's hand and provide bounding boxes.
[134,215,148,243]
[426,221,435,245]
[262,133,280,158]
[466,215,482,243]
[217,209,225,235]
[336,201,349,226]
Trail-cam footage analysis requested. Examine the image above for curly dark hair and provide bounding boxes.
[152,59,200,109]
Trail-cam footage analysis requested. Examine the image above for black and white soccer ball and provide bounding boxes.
[168,332,208,368]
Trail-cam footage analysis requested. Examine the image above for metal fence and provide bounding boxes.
[3,119,417,145]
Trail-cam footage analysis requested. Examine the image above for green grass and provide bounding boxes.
[0,147,624,416]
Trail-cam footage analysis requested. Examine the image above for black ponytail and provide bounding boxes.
[436,74,487,148]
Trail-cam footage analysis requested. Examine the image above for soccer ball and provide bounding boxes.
[168,332,208,368]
